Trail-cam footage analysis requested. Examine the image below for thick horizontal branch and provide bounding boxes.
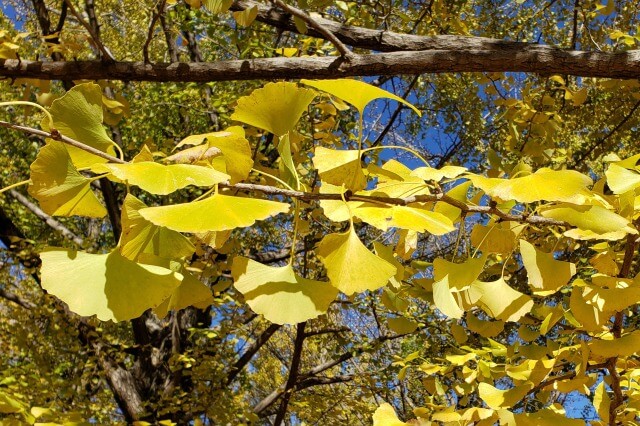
[222,182,570,227]
[3,45,640,82]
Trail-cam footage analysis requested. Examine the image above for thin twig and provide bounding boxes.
[143,0,168,63]
[0,120,125,164]
[63,0,115,61]
[270,0,354,60]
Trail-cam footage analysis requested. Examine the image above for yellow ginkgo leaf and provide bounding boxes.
[588,330,640,358]
[478,382,533,409]
[317,228,396,295]
[372,403,409,426]
[391,204,456,235]
[231,82,316,136]
[232,5,257,27]
[387,317,418,334]
[433,256,486,291]
[41,83,117,168]
[119,194,195,261]
[469,168,593,204]
[411,165,467,181]
[231,257,338,325]
[605,163,640,194]
[301,79,421,117]
[470,222,520,254]
[40,248,181,322]
[520,240,576,296]
[101,162,229,195]
[539,203,637,240]
[593,381,611,422]
[434,181,471,222]
[28,141,106,218]
[373,242,404,288]
[154,269,212,318]
[139,193,289,233]
[171,127,252,183]
[313,147,367,192]
[472,278,534,322]
[432,276,464,319]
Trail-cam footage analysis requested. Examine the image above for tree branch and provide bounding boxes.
[4,46,640,82]
[273,322,306,425]
[269,0,354,60]
[227,323,282,384]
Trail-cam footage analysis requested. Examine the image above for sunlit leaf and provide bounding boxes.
[314,147,367,192]
[472,278,534,322]
[28,141,106,218]
[469,168,593,204]
[233,5,257,27]
[232,257,337,325]
[478,382,533,409]
[433,256,486,290]
[42,83,117,167]
[391,205,456,235]
[100,162,229,195]
[411,165,467,181]
[40,248,181,322]
[372,403,409,426]
[589,330,640,358]
[231,82,316,136]
[301,79,421,116]
[154,269,212,318]
[593,381,611,422]
[119,194,195,261]
[470,222,520,254]
[139,193,289,233]
[432,276,464,319]
[171,127,252,184]
[520,240,576,295]
[539,203,637,240]
[317,227,396,295]
[605,163,640,194]
[373,242,404,289]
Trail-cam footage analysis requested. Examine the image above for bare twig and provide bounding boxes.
[143,0,168,63]
[270,0,354,60]
[63,0,115,61]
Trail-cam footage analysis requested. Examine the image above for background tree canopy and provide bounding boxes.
[1,0,640,425]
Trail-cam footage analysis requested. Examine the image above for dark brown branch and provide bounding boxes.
[8,189,86,247]
[143,0,168,63]
[274,322,306,425]
[371,75,420,147]
[4,45,640,82]
[227,323,282,384]
[0,286,36,309]
[270,0,354,60]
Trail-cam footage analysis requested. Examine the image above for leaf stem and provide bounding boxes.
[0,179,31,194]
[0,101,53,124]
[289,200,300,266]
[250,168,295,191]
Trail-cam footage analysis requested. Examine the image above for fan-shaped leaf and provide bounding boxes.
[520,240,576,295]
[232,257,337,324]
[42,83,117,167]
[40,248,181,322]
[301,79,421,116]
[154,269,212,318]
[479,383,533,409]
[472,278,534,322]
[317,228,396,295]
[119,194,194,261]
[28,141,106,218]
[372,403,409,426]
[539,203,637,240]
[101,162,229,195]
[314,147,367,192]
[139,193,289,233]
[231,82,316,136]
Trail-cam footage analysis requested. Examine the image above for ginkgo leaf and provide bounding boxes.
[434,181,471,222]
[605,163,640,194]
[171,127,252,183]
[119,194,195,261]
[391,204,456,235]
[411,165,467,181]
[28,141,106,218]
[472,278,534,322]
[593,381,611,422]
[432,276,464,319]
[41,83,117,168]
[231,257,337,324]
[469,168,593,204]
[539,203,637,240]
[373,242,404,288]
[231,82,316,136]
[433,256,486,291]
[317,228,396,295]
[569,286,609,332]
[40,248,181,322]
[588,330,640,358]
[203,0,232,13]
[300,79,421,116]
[467,313,504,338]
[501,406,584,426]
[387,317,418,334]
[520,240,576,296]
[313,147,367,192]
[101,162,230,195]
[478,382,533,409]
[470,223,520,254]
[278,132,302,190]
[232,5,257,26]
[154,269,212,318]
[139,193,289,233]
[372,403,409,426]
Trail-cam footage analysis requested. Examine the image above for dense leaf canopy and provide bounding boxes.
[1,1,640,425]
